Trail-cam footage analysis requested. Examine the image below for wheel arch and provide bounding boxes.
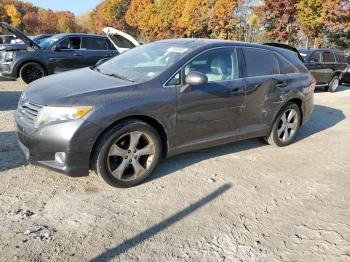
[89,115,169,168]
[16,60,48,77]
[272,98,303,128]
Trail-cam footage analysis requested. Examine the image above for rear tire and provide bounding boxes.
[264,103,301,147]
[19,62,46,84]
[327,75,340,92]
[93,120,162,188]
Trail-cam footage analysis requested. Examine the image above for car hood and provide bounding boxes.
[0,43,27,51]
[0,22,40,50]
[25,67,139,106]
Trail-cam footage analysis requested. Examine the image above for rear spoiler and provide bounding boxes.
[263,43,304,62]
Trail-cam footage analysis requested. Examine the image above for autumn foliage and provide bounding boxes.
[0,0,349,49]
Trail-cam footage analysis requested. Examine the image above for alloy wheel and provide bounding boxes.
[22,64,45,83]
[107,131,156,181]
[277,109,299,143]
[330,78,339,92]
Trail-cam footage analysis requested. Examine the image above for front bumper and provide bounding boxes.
[0,62,16,79]
[341,72,350,84]
[15,110,101,177]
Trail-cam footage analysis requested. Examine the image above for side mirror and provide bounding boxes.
[181,71,208,93]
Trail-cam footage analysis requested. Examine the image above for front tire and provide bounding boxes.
[19,62,46,84]
[327,75,340,92]
[93,120,162,188]
[265,103,301,147]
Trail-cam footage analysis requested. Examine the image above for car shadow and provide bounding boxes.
[89,183,232,262]
[297,104,345,141]
[0,91,22,111]
[150,104,345,182]
[0,131,25,172]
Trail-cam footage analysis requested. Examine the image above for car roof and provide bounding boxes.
[155,38,289,51]
[52,33,107,39]
[298,48,345,54]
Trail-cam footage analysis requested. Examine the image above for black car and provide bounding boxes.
[298,48,347,92]
[0,34,54,52]
[15,39,314,187]
[0,22,121,84]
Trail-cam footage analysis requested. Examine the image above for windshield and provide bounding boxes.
[39,36,60,49]
[96,42,194,83]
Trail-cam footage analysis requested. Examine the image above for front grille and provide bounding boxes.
[18,101,43,125]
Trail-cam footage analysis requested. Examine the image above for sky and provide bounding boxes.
[29,0,101,15]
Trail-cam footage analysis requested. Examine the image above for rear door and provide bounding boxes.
[174,47,245,146]
[242,47,290,132]
[80,36,118,67]
[321,51,337,83]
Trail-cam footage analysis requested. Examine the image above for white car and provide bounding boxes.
[103,27,140,53]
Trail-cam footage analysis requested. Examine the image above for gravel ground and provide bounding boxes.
[0,79,350,262]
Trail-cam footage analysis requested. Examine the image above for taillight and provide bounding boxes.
[310,76,316,90]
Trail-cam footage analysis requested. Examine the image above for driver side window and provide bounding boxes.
[184,48,238,82]
[56,37,81,50]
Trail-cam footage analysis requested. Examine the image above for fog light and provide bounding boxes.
[55,152,66,164]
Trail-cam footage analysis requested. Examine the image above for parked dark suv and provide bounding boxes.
[298,48,347,92]
[16,39,314,187]
[0,22,119,83]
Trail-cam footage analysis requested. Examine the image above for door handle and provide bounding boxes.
[73,53,82,56]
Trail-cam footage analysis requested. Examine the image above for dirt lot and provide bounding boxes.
[0,79,350,262]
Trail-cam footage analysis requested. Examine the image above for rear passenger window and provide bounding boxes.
[275,54,298,74]
[82,37,108,50]
[243,48,279,77]
[184,48,239,82]
[335,53,346,63]
[309,51,322,62]
[323,52,335,62]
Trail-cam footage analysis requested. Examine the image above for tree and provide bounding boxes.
[296,0,324,47]
[5,4,22,28]
[208,0,238,39]
[260,0,298,44]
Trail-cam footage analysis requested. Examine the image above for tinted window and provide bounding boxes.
[335,53,346,63]
[57,37,81,50]
[82,37,108,50]
[309,51,322,62]
[243,48,279,77]
[323,52,335,63]
[275,54,298,74]
[108,35,135,49]
[184,48,238,82]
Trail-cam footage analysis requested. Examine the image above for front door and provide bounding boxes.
[175,47,245,147]
[48,36,84,74]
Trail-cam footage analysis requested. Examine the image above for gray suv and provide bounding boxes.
[16,39,314,187]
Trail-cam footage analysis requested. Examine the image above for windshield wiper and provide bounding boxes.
[102,72,136,82]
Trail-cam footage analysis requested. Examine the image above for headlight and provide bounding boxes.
[35,106,92,128]
[4,52,15,62]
